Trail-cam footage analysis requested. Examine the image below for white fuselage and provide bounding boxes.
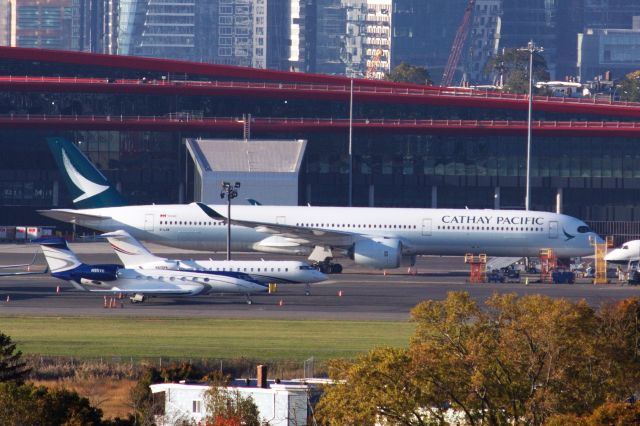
[605,240,640,264]
[77,267,268,295]
[47,204,601,259]
[137,259,327,284]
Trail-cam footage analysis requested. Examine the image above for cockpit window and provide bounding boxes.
[623,245,629,250]
[577,226,590,233]
[299,265,314,270]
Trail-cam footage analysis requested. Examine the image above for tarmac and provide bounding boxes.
[0,242,638,321]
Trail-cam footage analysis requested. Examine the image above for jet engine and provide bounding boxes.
[351,238,402,269]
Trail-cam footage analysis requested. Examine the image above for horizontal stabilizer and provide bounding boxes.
[37,209,111,223]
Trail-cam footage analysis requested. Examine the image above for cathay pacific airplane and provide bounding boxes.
[36,237,268,303]
[40,137,603,273]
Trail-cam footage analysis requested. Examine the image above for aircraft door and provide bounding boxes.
[144,214,154,231]
[548,221,558,239]
[422,218,432,236]
[276,216,286,224]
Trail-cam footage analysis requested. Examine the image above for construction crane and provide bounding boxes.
[441,0,475,87]
[366,48,384,79]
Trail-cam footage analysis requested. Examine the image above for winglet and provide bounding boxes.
[195,202,226,220]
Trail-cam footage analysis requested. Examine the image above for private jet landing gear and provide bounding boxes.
[245,294,253,305]
[305,283,311,296]
[313,261,343,274]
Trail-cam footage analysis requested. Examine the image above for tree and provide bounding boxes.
[204,379,262,426]
[409,293,612,424]
[484,48,549,93]
[0,331,30,384]
[593,297,640,401]
[385,63,433,85]
[618,70,640,102]
[546,401,640,425]
[316,292,640,426]
[315,348,440,426]
[0,382,105,426]
[129,366,163,426]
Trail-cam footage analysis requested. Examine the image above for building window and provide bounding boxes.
[192,400,201,413]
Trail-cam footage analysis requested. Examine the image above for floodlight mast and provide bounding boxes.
[517,40,543,211]
[220,181,240,260]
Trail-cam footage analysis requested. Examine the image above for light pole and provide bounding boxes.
[220,181,240,260]
[348,78,354,206]
[518,40,543,211]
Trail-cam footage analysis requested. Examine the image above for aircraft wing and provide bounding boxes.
[0,252,38,269]
[37,209,112,223]
[90,287,196,295]
[0,266,49,276]
[195,203,354,247]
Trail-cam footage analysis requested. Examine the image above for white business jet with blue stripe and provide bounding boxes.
[36,237,268,304]
[39,137,602,273]
[101,230,327,294]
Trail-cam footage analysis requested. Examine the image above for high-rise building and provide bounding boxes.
[499,0,559,79]
[314,0,345,74]
[343,0,391,78]
[10,0,76,49]
[584,0,640,30]
[578,25,640,82]
[467,0,501,84]
[391,0,468,84]
[0,0,10,46]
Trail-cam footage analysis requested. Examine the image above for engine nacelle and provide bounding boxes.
[351,238,402,269]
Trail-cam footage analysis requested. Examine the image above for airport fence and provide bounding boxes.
[25,355,317,381]
[587,221,640,247]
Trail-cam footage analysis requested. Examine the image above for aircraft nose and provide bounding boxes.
[604,249,620,262]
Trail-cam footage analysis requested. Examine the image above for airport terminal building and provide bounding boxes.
[2,47,640,241]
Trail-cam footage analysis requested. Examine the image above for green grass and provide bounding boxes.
[0,316,414,361]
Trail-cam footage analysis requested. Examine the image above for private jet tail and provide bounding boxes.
[47,137,127,209]
[100,230,166,268]
[34,237,83,274]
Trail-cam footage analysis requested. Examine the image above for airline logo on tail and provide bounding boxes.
[61,148,110,203]
[47,137,127,208]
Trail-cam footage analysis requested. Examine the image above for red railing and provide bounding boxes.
[0,75,638,110]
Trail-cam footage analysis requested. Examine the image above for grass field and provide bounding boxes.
[0,316,414,361]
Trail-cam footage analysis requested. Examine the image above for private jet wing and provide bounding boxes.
[0,267,48,277]
[0,252,38,269]
[195,203,355,247]
[37,209,112,223]
[89,287,196,294]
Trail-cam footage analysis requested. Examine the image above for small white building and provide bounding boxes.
[150,381,310,426]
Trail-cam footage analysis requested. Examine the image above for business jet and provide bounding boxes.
[605,240,640,265]
[40,137,603,273]
[101,230,327,294]
[35,237,268,303]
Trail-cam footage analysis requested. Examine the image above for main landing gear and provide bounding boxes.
[129,294,146,304]
[313,261,343,274]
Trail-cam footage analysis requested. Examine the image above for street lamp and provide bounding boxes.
[518,40,543,211]
[220,181,240,260]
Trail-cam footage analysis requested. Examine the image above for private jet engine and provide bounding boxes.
[351,238,404,269]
